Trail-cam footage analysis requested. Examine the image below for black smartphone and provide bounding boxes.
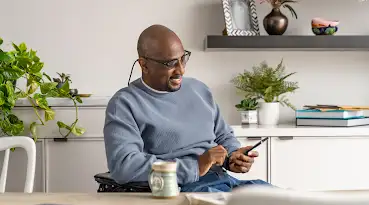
[244,137,268,156]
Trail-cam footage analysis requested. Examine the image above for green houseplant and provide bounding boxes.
[0,37,85,140]
[231,59,299,125]
[235,98,259,111]
[235,98,259,124]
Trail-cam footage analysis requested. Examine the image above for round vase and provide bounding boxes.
[258,102,280,125]
[263,8,288,35]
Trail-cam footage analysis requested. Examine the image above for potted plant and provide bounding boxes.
[53,72,78,96]
[231,59,299,125]
[259,0,298,35]
[0,37,85,141]
[235,98,259,124]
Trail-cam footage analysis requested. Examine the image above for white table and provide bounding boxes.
[0,193,188,205]
[1,191,369,205]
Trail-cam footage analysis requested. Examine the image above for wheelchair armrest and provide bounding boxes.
[94,172,150,192]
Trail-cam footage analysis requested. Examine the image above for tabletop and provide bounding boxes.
[0,193,190,205]
[1,190,369,205]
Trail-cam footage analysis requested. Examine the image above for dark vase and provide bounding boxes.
[263,8,288,35]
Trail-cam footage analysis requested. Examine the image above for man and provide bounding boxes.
[103,24,271,192]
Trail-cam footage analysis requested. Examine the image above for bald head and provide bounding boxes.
[137,24,183,59]
[136,24,188,93]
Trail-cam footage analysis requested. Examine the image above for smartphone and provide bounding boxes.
[244,137,268,156]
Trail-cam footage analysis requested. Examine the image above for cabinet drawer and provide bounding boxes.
[13,107,106,138]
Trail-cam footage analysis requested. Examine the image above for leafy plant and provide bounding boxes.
[230,59,299,110]
[0,37,86,141]
[235,98,259,111]
[53,72,71,86]
[259,0,298,19]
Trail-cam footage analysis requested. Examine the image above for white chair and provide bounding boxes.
[227,186,369,205]
[0,136,36,193]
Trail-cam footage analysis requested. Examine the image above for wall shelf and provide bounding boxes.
[204,35,369,51]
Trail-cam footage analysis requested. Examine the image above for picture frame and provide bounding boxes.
[222,0,260,36]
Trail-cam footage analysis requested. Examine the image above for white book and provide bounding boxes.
[295,110,364,119]
[296,117,369,127]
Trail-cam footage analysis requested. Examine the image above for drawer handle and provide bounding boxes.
[54,138,68,142]
[246,137,262,140]
[278,136,294,140]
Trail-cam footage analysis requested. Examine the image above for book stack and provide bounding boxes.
[295,104,369,127]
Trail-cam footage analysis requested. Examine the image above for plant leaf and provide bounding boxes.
[43,72,52,81]
[30,122,38,141]
[45,109,55,121]
[71,126,85,136]
[40,82,58,94]
[0,91,5,106]
[2,66,25,80]
[57,121,69,129]
[28,82,38,94]
[75,96,82,103]
[33,93,49,110]
[283,4,298,19]
[29,62,44,73]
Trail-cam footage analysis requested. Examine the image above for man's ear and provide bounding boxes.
[138,58,149,74]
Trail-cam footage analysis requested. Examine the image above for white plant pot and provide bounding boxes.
[240,110,258,124]
[258,102,280,125]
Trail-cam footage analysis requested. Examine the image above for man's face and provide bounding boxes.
[140,40,191,92]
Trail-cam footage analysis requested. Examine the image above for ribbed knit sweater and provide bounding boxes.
[103,77,241,185]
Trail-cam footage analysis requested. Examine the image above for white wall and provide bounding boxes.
[2,0,369,125]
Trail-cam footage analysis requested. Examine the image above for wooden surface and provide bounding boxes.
[0,193,189,205]
[1,191,369,205]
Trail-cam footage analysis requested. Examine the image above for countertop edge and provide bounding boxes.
[14,96,111,107]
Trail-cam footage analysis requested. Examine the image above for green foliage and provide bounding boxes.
[231,59,299,110]
[0,37,86,140]
[235,98,259,111]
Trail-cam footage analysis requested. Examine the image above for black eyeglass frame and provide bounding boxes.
[141,50,191,69]
[128,50,192,86]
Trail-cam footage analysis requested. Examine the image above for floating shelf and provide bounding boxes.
[204,35,369,51]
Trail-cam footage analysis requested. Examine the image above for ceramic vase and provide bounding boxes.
[258,102,280,125]
[263,8,288,35]
[240,110,258,124]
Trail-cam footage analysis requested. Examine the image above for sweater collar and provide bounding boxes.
[140,77,169,94]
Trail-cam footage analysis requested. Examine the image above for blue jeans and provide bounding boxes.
[180,169,272,192]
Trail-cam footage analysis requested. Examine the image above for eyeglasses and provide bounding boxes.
[142,50,191,69]
[127,50,191,86]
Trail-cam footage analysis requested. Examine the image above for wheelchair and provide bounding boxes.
[94,172,151,192]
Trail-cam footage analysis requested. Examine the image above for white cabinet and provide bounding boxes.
[227,137,268,182]
[45,138,107,193]
[0,140,44,192]
[4,98,369,193]
[270,136,369,191]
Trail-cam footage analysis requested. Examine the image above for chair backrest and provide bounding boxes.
[0,136,36,193]
[227,186,369,205]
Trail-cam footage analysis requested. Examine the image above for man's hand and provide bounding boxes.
[198,145,228,176]
[229,146,258,173]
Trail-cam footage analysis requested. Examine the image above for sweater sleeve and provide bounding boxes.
[103,97,199,185]
[212,103,241,170]
[213,103,241,155]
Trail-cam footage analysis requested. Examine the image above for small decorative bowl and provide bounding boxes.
[312,26,338,35]
[311,17,340,35]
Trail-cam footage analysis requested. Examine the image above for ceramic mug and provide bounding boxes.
[148,161,179,198]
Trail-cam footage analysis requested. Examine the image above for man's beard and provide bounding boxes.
[166,74,182,92]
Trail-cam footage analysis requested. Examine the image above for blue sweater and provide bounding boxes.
[103,77,241,185]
